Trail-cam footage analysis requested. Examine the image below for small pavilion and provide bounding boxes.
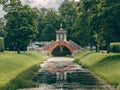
[56,24,67,42]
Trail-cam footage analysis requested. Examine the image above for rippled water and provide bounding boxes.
[22,57,113,90]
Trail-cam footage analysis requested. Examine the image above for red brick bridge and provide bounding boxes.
[41,40,83,56]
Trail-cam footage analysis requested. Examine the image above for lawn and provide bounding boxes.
[75,51,120,89]
[0,51,48,90]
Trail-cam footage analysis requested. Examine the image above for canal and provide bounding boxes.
[22,57,113,90]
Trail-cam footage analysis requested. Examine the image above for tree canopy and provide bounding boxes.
[72,0,120,53]
[4,0,39,53]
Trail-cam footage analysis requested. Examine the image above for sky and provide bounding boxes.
[0,5,5,18]
[21,0,64,9]
[21,0,79,9]
[0,0,80,18]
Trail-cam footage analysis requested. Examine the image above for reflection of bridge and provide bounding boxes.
[39,24,83,56]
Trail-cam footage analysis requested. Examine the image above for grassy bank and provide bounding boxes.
[75,51,120,89]
[0,51,48,90]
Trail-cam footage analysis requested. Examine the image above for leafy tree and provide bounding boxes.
[72,0,120,53]
[4,1,39,53]
[35,7,49,41]
[72,0,95,48]
[97,0,120,53]
[0,18,5,37]
[59,1,78,41]
[40,9,60,41]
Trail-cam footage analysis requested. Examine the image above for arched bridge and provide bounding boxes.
[48,41,75,54]
[40,40,83,56]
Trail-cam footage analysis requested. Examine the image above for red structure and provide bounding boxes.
[48,41,76,54]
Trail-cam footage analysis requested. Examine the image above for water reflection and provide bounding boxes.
[23,57,113,90]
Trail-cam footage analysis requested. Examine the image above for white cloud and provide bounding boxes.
[74,0,80,1]
[0,5,6,18]
[20,0,62,9]
[20,0,80,9]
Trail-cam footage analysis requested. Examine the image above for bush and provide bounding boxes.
[0,37,4,52]
[110,42,120,53]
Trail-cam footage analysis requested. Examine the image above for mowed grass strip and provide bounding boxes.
[75,51,120,89]
[0,51,48,89]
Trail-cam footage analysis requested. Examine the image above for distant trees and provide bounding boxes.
[3,0,39,53]
[59,1,78,41]
[0,18,5,37]
[1,0,120,53]
[97,0,120,53]
[72,0,120,53]
[40,10,60,41]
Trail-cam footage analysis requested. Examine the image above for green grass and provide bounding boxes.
[75,51,120,89]
[0,51,49,90]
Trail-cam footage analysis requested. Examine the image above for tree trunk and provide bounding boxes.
[96,44,100,52]
[24,46,26,53]
[106,42,110,54]
[90,43,93,51]
[17,47,20,54]
[101,46,104,53]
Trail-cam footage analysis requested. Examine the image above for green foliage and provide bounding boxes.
[0,37,4,52]
[40,10,60,41]
[4,3,39,53]
[59,1,78,41]
[110,42,120,53]
[0,0,3,4]
[75,51,120,89]
[0,51,48,90]
[72,0,120,52]
[0,18,5,37]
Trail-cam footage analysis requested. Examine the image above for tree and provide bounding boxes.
[72,0,120,53]
[35,7,49,41]
[72,0,96,48]
[97,0,120,53]
[59,1,78,41]
[40,9,60,41]
[0,18,5,37]
[4,1,39,53]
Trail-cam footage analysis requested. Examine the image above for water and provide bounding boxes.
[22,57,114,90]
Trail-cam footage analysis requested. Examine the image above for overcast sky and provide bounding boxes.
[0,5,5,18]
[0,0,80,18]
[21,0,64,9]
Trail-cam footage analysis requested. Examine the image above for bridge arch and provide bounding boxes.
[48,42,76,54]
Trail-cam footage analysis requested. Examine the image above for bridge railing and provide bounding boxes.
[68,40,82,50]
[43,40,55,50]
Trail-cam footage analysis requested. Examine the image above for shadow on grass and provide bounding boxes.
[0,65,39,90]
[74,51,96,68]
[77,51,96,60]
[94,55,120,66]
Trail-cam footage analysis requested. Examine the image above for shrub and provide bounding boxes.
[0,37,4,52]
[110,42,120,53]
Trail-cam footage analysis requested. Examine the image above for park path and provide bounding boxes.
[21,57,114,90]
